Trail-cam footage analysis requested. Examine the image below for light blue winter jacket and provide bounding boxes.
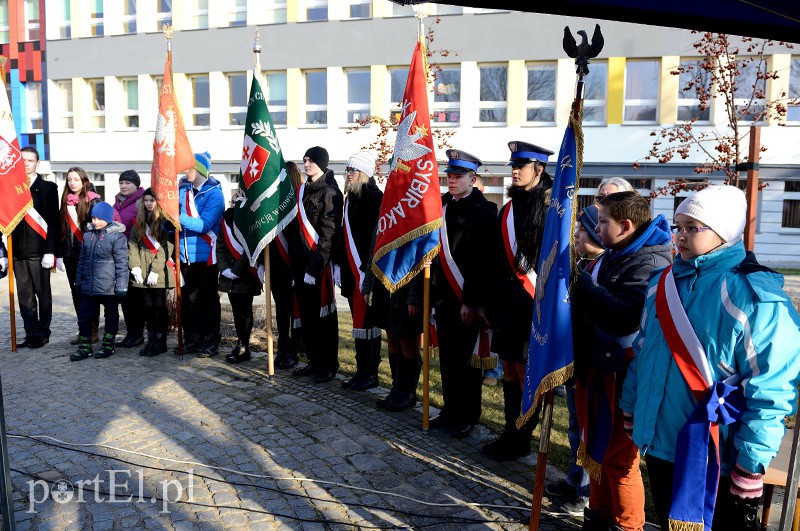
[177,176,224,264]
[620,240,800,475]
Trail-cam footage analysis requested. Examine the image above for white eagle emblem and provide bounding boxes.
[155,110,176,157]
[390,110,432,172]
[0,138,21,175]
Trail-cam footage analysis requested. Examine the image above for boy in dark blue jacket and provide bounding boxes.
[72,202,129,361]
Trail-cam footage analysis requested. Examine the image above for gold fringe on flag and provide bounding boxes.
[576,440,603,482]
[0,199,32,235]
[516,363,574,430]
[668,519,704,531]
[371,218,442,293]
[469,354,498,370]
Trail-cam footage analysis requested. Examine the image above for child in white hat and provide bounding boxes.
[620,185,800,530]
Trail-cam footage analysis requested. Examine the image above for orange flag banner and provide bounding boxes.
[151,50,193,227]
[0,75,32,235]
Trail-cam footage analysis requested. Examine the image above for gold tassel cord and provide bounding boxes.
[668,520,705,531]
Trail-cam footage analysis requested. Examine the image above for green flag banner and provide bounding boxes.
[233,75,297,266]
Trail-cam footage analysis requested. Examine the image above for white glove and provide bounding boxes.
[146,271,159,285]
[221,268,239,280]
[0,257,7,272]
[304,273,316,285]
[56,257,65,272]
[257,264,265,283]
[41,253,55,269]
[180,274,185,287]
[131,267,144,285]
[333,264,342,287]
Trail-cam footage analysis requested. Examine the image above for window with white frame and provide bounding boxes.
[526,63,556,124]
[479,64,507,124]
[432,67,460,126]
[189,75,210,127]
[90,0,103,37]
[346,69,370,124]
[734,57,768,124]
[156,0,172,28]
[389,67,409,123]
[88,79,105,130]
[624,60,659,123]
[122,78,139,128]
[24,0,40,41]
[789,58,800,123]
[782,180,800,228]
[228,73,247,126]
[123,0,136,34]
[25,83,43,132]
[52,0,70,39]
[52,81,73,131]
[306,0,327,21]
[188,0,209,30]
[583,61,607,124]
[677,59,711,122]
[265,72,287,126]
[348,0,371,19]
[264,0,287,24]
[226,0,247,27]
[305,70,327,125]
[0,3,8,44]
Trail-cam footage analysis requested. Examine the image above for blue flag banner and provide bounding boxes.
[518,113,582,427]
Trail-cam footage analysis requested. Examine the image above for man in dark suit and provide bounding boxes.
[11,147,60,348]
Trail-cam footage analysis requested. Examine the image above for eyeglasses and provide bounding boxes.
[345,168,358,174]
[670,225,714,235]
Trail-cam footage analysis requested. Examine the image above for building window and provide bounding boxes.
[346,69,370,124]
[226,0,247,27]
[123,0,137,34]
[526,63,556,125]
[478,64,507,124]
[52,0,70,39]
[25,83,43,132]
[389,67,409,123]
[306,0,327,22]
[0,3,8,44]
[24,0,40,41]
[583,61,607,125]
[305,70,327,125]
[264,0,287,24]
[189,75,210,127]
[734,58,767,123]
[678,59,711,122]
[156,0,172,28]
[122,78,139,128]
[90,0,104,37]
[88,79,105,130]
[789,58,800,123]
[432,67,460,126]
[188,0,209,30]
[624,60,660,123]
[348,0,371,19]
[782,180,800,228]
[52,81,73,131]
[266,72,287,126]
[228,73,247,126]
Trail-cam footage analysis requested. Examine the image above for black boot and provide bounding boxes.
[482,380,533,460]
[582,507,612,531]
[386,356,422,412]
[95,333,116,359]
[352,336,382,391]
[226,343,252,364]
[138,334,156,356]
[145,333,167,357]
[343,337,371,389]
[117,331,144,348]
[70,336,93,362]
[376,351,400,409]
[196,333,220,358]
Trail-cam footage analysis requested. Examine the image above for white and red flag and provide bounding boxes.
[0,76,31,235]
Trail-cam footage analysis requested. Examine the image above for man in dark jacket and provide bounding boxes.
[290,146,343,383]
[12,147,60,349]
[429,150,499,438]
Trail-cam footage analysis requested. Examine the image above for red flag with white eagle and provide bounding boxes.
[151,51,194,228]
[0,76,32,235]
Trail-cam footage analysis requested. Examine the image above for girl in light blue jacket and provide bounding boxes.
[620,185,800,531]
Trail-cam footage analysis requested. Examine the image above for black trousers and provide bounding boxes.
[78,294,119,337]
[297,281,338,372]
[229,293,254,347]
[14,257,52,339]
[181,262,220,342]
[121,281,144,336]
[140,288,168,334]
[435,302,483,425]
[65,253,81,313]
[270,264,297,353]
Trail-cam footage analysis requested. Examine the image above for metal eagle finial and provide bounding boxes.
[563,24,604,76]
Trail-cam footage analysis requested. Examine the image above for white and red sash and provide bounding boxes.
[501,203,536,299]
[439,205,493,368]
[66,205,83,243]
[143,226,182,286]
[297,183,336,318]
[25,207,48,240]
[275,231,302,329]
[184,188,217,265]
[344,199,380,339]
[220,218,262,287]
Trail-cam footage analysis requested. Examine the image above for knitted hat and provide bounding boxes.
[578,205,602,246]
[119,170,140,188]
[346,150,376,177]
[195,151,211,177]
[91,202,114,224]
[675,185,747,242]
[143,187,156,199]
[304,146,329,170]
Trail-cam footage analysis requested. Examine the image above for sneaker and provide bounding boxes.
[553,385,567,398]
[544,479,577,500]
[553,495,588,517]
